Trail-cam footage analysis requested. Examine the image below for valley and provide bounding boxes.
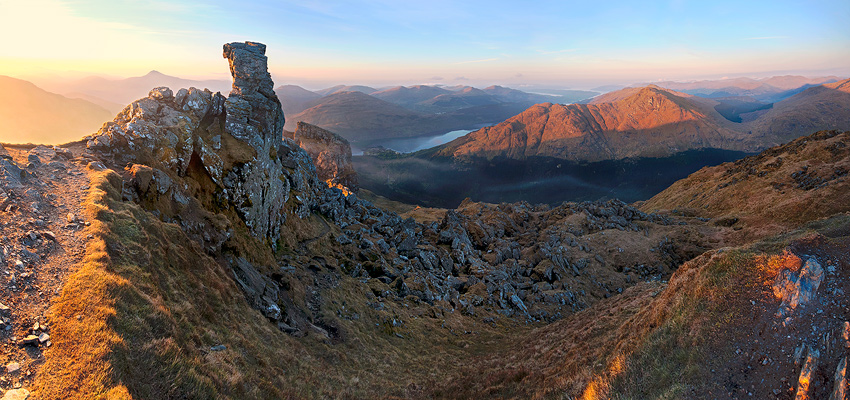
[354,148,752,207]
[345,78,850,208]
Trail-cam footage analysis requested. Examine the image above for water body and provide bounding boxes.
[372,129,472,153]
[352,123,496,155]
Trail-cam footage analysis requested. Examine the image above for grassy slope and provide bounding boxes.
[33,129,850,399]
[33,168,517,399]
[642,130,850,244]
[427,213,850,399]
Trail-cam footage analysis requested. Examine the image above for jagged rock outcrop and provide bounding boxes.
[285,122,358,192]
[87,41,320,240]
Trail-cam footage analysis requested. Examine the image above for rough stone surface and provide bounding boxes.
[87,41,320,240]
[830,357,847,400]
[0,389,30,400]
[796,347,819,400]
[285,122,358,192]
[773,256,825,319]
[5,362,20,373]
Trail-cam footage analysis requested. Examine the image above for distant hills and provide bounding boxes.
[642,75,841,102]
[280,83,597,144]
[282,91,435,142]
[748,79,850,141]
[0,76,113,144]
[431,79,850,163]
[5,69,846,159]
[38,70,230,113]
[354,77,850,207]
[275,85,323,115]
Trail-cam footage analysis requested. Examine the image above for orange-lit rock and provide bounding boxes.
[285,122,358,193]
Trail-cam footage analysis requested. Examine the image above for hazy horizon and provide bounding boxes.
[8,68,849,95]
[1,0,848,90]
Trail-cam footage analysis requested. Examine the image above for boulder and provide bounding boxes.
[286,122,358,192]
[773,255,824,319]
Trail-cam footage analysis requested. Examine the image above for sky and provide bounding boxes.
[1,0,849,89]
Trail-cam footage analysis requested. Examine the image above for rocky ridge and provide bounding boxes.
[87,42,320,242]
[2,41,848,399]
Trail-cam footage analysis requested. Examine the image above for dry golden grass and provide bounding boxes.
[642,130,850,245]
[34,167,131,399]
[31,166,515,399]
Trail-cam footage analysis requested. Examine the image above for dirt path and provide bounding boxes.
[0,143,91,397]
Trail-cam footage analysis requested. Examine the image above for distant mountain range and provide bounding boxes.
[280,84,597,144]
[0,76,113,144]
[430,79,850,163]
[5,70,846,156]
[354,77,850,207]
[641,75,841,102]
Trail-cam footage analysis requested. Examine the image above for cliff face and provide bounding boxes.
[285,121,358,192]
[87,41,320,241]
[440,86,746,162]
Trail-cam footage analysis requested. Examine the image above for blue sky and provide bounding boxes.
[1,0,848,88]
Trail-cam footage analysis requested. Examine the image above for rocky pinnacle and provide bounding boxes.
[222,41,284,146]
[87,41,320,241]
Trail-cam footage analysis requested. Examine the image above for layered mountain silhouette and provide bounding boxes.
[274,84,323,115]
[371,84,453,107]
[282,91,438,142]
[432,79,850,163]
[313,84,377,96]
[0,76,113,144]
[644,75,841,102]
[280,83,596,144]
[747,79,850,141]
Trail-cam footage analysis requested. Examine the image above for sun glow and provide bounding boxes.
[0,0,221,78]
